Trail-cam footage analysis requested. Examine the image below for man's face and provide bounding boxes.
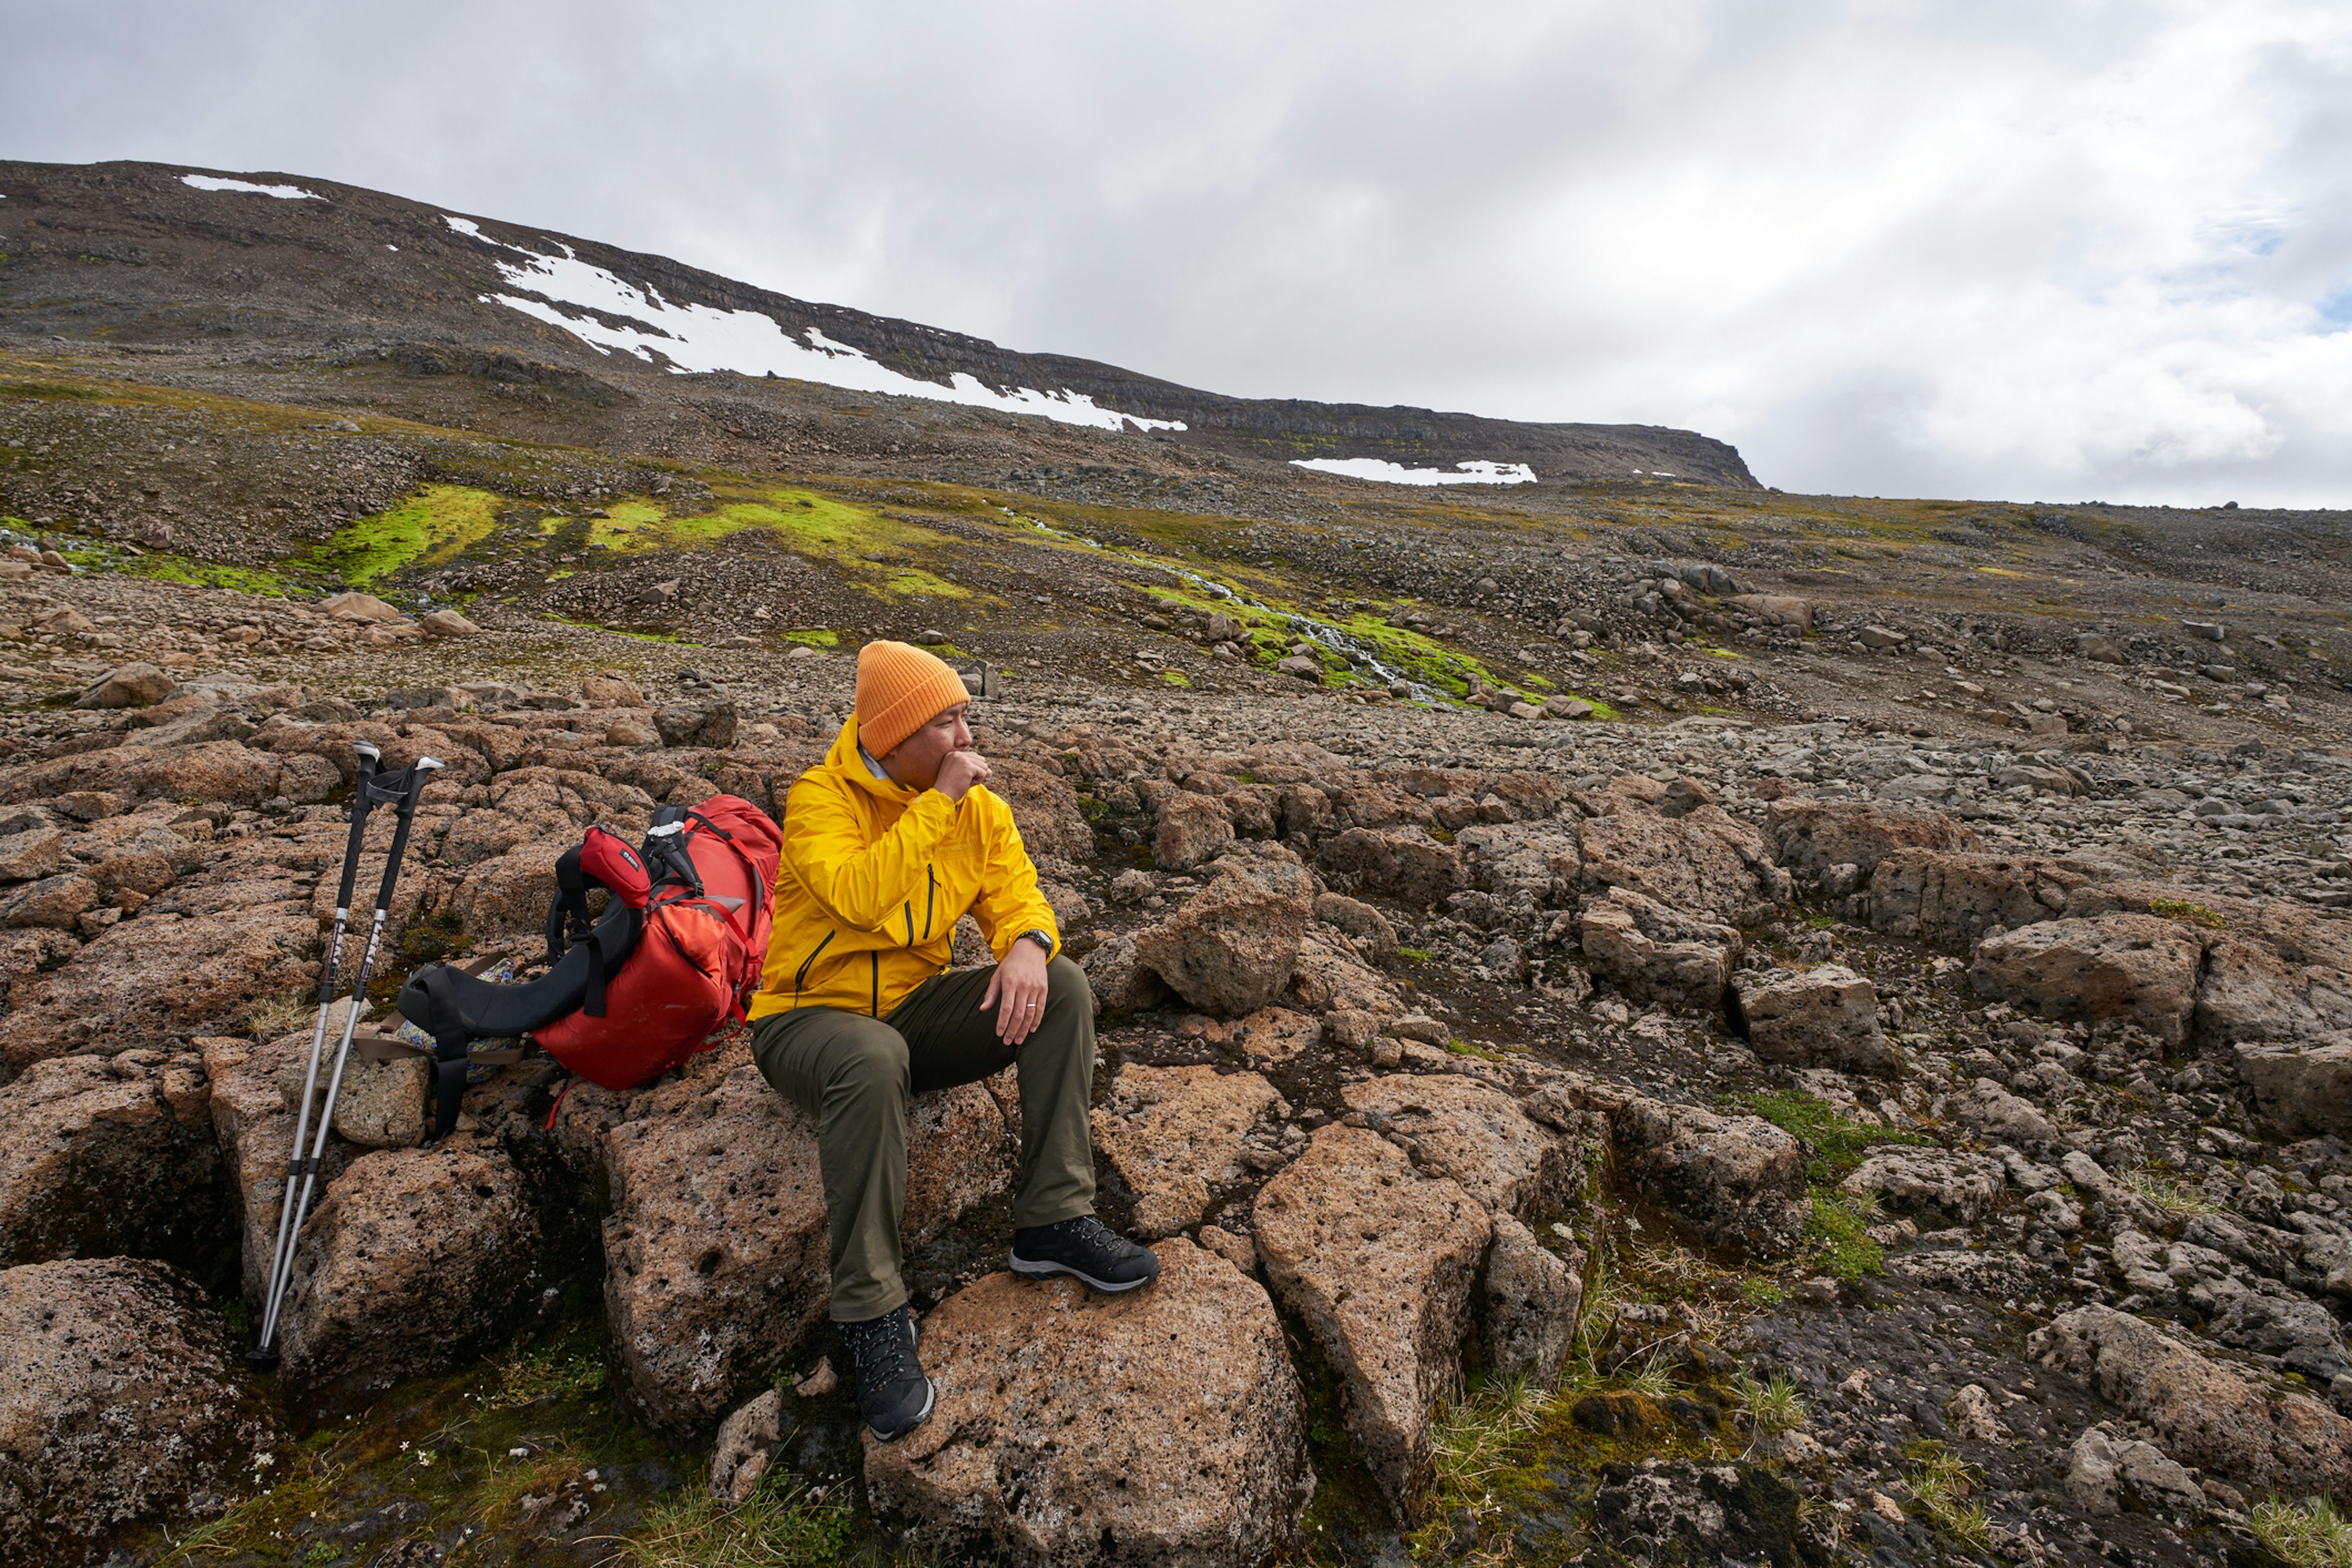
[879,702,972,790]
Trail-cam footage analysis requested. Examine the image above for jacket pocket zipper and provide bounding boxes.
[924,865,936,940]
[794,930,835,996]
[870,952,880,1016]
[902,899,914,948]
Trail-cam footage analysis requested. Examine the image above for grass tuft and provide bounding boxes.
[1732,1371,1807,1436]
[2150,897,2225,929]
[601,1469,855,1568]
[2254,1496,2352,1568]
[486,1325,607,1410]
[1907,1451,1991,1547]
[2115,1169,2223,1217]
[247,992,314,1042]
[1803,1190,1884,1281]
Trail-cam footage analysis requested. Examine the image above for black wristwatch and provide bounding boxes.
[1017,929,1055,957]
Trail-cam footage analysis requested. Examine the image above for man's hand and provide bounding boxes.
[934,748,992,802]
[981,938,1051,1045]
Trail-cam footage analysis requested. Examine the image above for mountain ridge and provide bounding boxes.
[0,158,1756,486]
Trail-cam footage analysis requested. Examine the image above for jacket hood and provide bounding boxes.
[826,715,924,805]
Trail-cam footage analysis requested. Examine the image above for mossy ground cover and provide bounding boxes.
[311,484,508,585]
[1732,1089,1934,1282]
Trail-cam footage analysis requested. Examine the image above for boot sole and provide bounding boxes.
[1008,1253,1161,1293]
[866,1376,937,1444]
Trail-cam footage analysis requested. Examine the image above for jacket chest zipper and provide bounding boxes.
[870,952,880,1016]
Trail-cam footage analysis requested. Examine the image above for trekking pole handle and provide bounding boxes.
[371,758,443,913]
[323,745,384,989]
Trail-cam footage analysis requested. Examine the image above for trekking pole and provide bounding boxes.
[250,754,443,1371]
[247,742,381,1373]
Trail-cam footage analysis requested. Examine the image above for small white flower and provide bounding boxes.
[508,1447,530,1458]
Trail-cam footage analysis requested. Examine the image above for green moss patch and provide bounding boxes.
[314,484,507,585]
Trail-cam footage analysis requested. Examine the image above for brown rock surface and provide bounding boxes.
[1322,826,1468,907]
[1132,857,1314,1016]
[864,1241,1313,1564]
[1341,1072,1578,1222]
[274,1137,543,1425]
[1253,1123,1490,1521]
[1480,1213,1583,1385]
[1578,805,1787,927]
[1578,886,1738,1009]
[1868,850,2116,951]
[1610,1095,1809,1258]
[1092,1064,1287,1238]
[1766,799,1978,881]
[2032,1303,2352,1498]
[1736,964,1894,1072]
[1153,791,1235,870]
[0,1257,289,1565]
[1969,913,2206,1046]
[0,1051,225,1275]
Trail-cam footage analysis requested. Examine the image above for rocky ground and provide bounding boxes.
[2,335,2352,1568]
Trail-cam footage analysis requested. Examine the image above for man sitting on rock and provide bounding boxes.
[750,639,1159,1442]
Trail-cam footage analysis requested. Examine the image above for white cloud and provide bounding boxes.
[6,0,2351,505]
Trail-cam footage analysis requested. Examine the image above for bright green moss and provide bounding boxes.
[312,484,506,584]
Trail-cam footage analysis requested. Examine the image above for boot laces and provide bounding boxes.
[845,1313,911,1384]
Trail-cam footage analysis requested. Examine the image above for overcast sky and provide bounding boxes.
[7,1,2350,507]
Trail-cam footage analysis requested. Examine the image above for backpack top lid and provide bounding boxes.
[579,824,652,910]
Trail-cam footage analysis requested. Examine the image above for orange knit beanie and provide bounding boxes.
[854,641,971,756]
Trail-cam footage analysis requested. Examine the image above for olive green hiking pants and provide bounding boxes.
[750,955,1096,1322]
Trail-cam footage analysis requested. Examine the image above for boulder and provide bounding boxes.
[581,674,647,706]
[73,662,176,710]
[2030,1303,2352,1497]
[2197,932,2352,1048]
[275,1138,543,1425]
[1579,807,1787,927]
[986,759,1096,862]
[1311,892,1397,960]
[1340,1074,1579,1223]
[1726,594,1812,629]
[864,1241,1313,1564]
[1969,914,2204,1046]
[1132,858,1314,1017]
[2236,1036,2352,1137]
[654,701,738,749]
[1944,1076,2059,1149]
[1153,793,1235,871]
[1610,1096,1808,1259]
[0,1258,288,1563]
[0,905,315,1078]
[1253,1124,1490,1522]
[1736,965,1893,1072]
[269,1028,428,1150]
[321,590,404,622]
[1578,886,1738,1010]
[0,739,290,810]
[2065,1423,2204,1519]
[1480,1214,1582,1384]
[0,1052,226,1275]
[1322,827,1467,907]
[1091,1065,1287,1239]
[418,608,479,638]
[198,1036,358,1312]
[1765,799,1977,883]
[0,872,97,929]
[1867,850,2114,951]
[1080,930,1172,1013]
[2209,1290,2352,1384]
[0,826,66,884]
[1839,1147,2006,1227]
[596,1054,1012,1437]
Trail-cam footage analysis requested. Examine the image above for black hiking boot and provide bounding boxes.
[1009,1215,1162,1293]
[837,1306,935,1442]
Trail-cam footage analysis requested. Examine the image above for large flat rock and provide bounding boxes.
[0,1257,288,1565]
[1252,1123,1490,1523]
[864,1240,1313,1566]
[1341,1072,1579,1223]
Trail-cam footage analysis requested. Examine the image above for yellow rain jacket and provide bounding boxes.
[750,716,1060,1020]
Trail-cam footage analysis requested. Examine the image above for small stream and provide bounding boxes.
[1012,511,1458,706]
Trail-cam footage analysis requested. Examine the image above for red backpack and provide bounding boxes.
[399,796,784,1133]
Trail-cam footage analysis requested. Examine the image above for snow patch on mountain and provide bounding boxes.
[181,175,320,200]
[1291,458,1537,486]
[445,217,1185,436]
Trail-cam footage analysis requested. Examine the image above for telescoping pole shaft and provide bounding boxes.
[254,755,442,1368]
[249,742,380,1372]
